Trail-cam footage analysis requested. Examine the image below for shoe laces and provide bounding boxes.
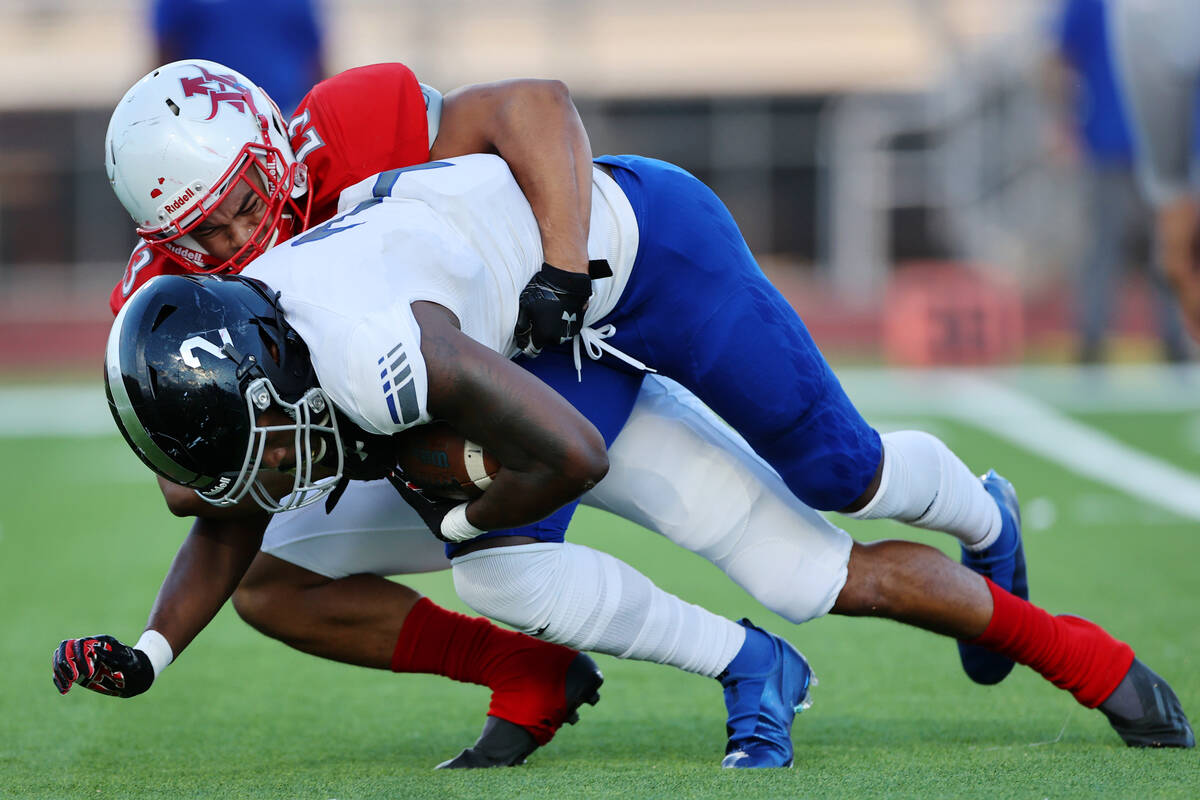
[571,325,657,381]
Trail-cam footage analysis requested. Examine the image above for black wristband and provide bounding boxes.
[539,263,593,294]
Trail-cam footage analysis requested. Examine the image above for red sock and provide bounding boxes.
[389,597,579,744]
[968,578,1134,708]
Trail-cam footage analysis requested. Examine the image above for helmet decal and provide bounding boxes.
[179,327,233,368]
[179,64,261,121]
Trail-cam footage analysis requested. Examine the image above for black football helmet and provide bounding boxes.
[104,274,344,512]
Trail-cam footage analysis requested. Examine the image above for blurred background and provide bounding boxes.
[3,8,1199,792]
[0,0,1188,373]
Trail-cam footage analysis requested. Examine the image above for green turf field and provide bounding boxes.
[1,367,1197,799]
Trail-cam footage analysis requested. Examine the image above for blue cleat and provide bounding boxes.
[957,470,1028,685]
[719,619,813,768]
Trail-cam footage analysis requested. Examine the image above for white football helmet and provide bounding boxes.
[105,59,311,273]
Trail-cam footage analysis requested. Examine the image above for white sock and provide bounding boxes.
[452,542,746,678]
[844,430,1000,550]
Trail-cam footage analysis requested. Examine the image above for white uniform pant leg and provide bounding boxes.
[582,375,852,624]
[260,375,853,628]
[260,479,451,579]
[451,541,745,677]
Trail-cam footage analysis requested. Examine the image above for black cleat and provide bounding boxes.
[435,716,538,769]
[436,652,603,768]
[1100,659,1194,748]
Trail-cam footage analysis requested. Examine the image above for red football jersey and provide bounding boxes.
[109,63,432,315]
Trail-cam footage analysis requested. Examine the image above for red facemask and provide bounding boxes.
[137,137,311,274]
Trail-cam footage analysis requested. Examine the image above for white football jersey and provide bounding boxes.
[243,154,638,437]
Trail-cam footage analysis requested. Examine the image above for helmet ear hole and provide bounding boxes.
[146,364,160,399]
[151,304,176,331]
[257,326,281,365]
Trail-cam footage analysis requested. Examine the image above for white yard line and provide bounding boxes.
[837,363,1200,414]
[838,366,1200,522]
[4,366,1200,520]
[0,384,112,437]
[937,375,1200,522]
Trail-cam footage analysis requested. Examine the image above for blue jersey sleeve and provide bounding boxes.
[151,0,186,39]
[1054,0,1091,67]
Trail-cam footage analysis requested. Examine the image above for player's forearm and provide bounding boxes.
[415,301,608,529]
[465,457,606,530]
[143,515,266,657]
[502,82,593,272]
[441,371,609,529]
[433,79,592,273]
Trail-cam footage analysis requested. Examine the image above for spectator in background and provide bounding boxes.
[152,0,325,117]
[1046,0,1189,364]
[1109,0,1200,344]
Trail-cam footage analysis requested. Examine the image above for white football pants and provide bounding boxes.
[261,375,853,625]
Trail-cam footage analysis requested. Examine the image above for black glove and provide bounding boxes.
[386,471,462,542]
[52,635,154,698]
[514,262,598,356]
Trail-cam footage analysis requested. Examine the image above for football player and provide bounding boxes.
[1109,0,1200,342]
[62,59,611,769]
[71,58,903,769]
[103,147,1192,761]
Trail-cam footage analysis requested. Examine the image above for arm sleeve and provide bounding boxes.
[338,305,432,435]
[420,83,444,148]
[292,64,432,223]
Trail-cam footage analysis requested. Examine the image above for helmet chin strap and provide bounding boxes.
[291,162,309,198]
[309,426,328,463]
[263,226,282,252]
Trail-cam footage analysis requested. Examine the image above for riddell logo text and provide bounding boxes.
[164,187,195,213]
[164,241,207,266]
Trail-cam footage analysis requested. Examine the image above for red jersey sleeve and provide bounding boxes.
[291,63,432,225]
[109,241,189,316]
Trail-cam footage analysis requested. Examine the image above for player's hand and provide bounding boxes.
[514,263,593,356]
[52,635,154,698]
[386,471,462,542]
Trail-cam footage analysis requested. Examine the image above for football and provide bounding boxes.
[392,420,501,501]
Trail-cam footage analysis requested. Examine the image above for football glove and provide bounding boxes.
[386,471,462,543]
[52,635,154,698]
[514,262,604,356]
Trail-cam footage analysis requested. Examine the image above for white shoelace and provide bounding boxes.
[571,324,657,381]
